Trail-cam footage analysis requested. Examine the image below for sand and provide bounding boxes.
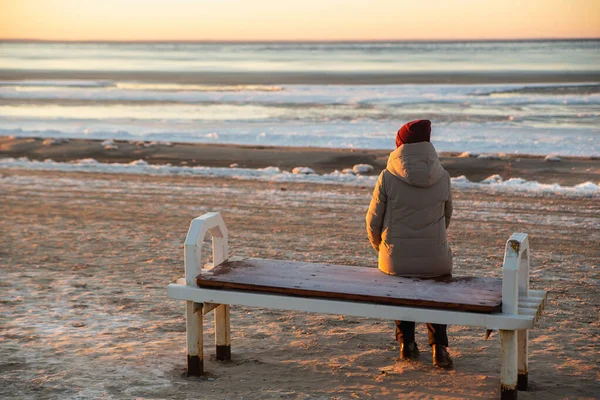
[1,166,599,399]
[2,136,599,185]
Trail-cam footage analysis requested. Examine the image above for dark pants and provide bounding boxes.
[395,320,449,347]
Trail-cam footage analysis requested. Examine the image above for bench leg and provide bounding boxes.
[215,304,231,361]
[500,330,518,399]
[517,329,528,391]
[186,301,204,376]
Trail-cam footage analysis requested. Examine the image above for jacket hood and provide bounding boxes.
[386,142,445,188]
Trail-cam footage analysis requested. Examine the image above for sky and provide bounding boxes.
[1,0,599,41]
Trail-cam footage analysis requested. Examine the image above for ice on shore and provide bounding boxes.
[482,174,503,184]
[545,155,562,162]
[1,157,598,198]
[352,164,374,174]
[42,138,70,146]
[477,153,507,160]
[129,159,149,166]
[135,140,173,148]
[292,167,315,175]
[101,139,118,150]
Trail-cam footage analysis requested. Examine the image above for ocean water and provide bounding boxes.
[1,41,599,156]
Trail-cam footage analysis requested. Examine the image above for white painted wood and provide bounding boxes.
[502,266,518,315]
[503,233,529,315]
[518,249,530,297]
[500,330,518,392]
[184,212,229,286]
[518,301,540,309]
[517,308,537,317]
[168,284,536,330]
[215,304,231,346]
[186,300,203,364]
[519,295,545,303]
[517,329,528,379]
[528,289,546,299]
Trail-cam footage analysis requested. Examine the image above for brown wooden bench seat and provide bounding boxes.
[197,258,502,313]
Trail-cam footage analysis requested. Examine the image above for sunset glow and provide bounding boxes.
[1,0,599,41]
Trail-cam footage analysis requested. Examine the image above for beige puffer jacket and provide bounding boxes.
[366,142,453,277]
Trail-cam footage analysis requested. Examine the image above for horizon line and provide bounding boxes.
[1,37,599,44]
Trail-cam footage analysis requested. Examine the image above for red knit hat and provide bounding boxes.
[396,119,431,148]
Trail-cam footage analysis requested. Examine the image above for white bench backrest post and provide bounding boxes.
[184,212,229,286]
[502,233,529,314]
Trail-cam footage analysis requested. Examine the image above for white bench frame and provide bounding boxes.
[167,213,547,399]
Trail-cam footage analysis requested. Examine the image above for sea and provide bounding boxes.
[1,40,599,156]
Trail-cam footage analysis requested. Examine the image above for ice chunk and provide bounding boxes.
[292,167,315,175]
[42,138,69,146]
[544,155,562,162]
[482,174,503,184]
[129,159,148,166]
[101,139,118,150]
[352,164,374,174]
[477,153,506,160]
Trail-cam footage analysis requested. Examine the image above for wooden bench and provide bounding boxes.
[167,212,547,399]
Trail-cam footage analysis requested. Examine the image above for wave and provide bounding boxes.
[1,157,598,198]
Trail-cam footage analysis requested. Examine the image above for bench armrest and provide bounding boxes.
[502,233,530,314]
[184,212,229,286]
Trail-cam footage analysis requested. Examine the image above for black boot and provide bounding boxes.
[400,342,420,360]
[432,345,454,369]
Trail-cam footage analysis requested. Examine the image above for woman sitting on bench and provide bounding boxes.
[366,119,454,369]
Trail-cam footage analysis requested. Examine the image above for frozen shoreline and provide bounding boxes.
[1,156,598,198]
[2,136,598,186]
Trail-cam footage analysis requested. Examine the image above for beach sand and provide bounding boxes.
[2,136,599,185]
[1,165,599,399]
